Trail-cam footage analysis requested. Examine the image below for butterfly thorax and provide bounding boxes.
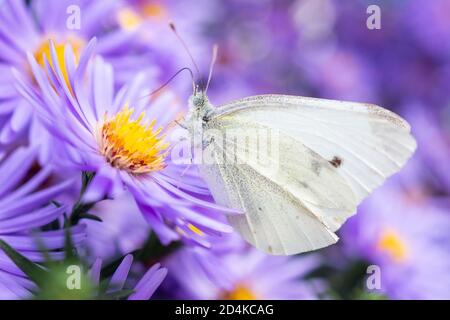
[186,90,213,126]
[184,90,214,148]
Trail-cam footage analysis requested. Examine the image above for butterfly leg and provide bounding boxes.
[175,119,187,129]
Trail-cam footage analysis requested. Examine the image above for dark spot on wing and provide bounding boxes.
[329,156,342,168]
[267,246,273,253]
[258,207,262,211]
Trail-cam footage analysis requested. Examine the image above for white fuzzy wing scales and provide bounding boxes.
[198,94,416,255]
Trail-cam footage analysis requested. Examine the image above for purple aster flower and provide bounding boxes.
[90,254,167,300]
[29,0,159,84]
[15,39,235,248]
[0,0,156,86]
[164,235,323,300]
[341,159,450,299]
[0,146,86,299]
[0,0,159,160]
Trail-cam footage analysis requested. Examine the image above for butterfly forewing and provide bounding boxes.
[212,95,417,203]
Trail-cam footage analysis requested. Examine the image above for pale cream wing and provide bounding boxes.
[199,119,357,255]
[212,94,417,204]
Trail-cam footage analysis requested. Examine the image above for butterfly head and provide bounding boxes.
[191,86,208,109]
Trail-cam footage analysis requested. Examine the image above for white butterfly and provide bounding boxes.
[182,90,416,255]
[166,28,416,255]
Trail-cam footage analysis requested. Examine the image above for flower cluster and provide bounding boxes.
[0,0,448,300]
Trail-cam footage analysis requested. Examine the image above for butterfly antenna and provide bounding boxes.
[169,21,203,91]
[138,67,194,101]
[205,44,218,94]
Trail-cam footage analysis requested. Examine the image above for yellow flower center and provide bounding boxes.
[33,36,84,89]
[98,106,169,174]
[117,4,167,30]
[142,3,167,19]
[117,8,143,30]
[222,285,257,300]
[377,229,407,262]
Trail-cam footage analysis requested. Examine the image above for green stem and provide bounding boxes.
[69,172,98,225]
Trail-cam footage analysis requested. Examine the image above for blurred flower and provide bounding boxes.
[300,47,378,102]
[4,241,166,300]
[164,235,323,300]
[117,0,243,103]
[341,161,450,299]
[90,254,167,300]
[15,39,235,248]
[0,0,157,160]
[291,0,337,43]
[0,146,86,299]
[123,0,220,54]
[405,104,450,193]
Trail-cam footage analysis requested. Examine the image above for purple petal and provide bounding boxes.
[0,224,87,251]
[108,254,133,293]
[156,177,243,215]
[0,205,66,234]
[89,258,102,285]
[0,147,37,198]
[0,179,73,220]
[128,264,167,300]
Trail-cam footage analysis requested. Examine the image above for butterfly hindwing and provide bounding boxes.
[200,113,357,254]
